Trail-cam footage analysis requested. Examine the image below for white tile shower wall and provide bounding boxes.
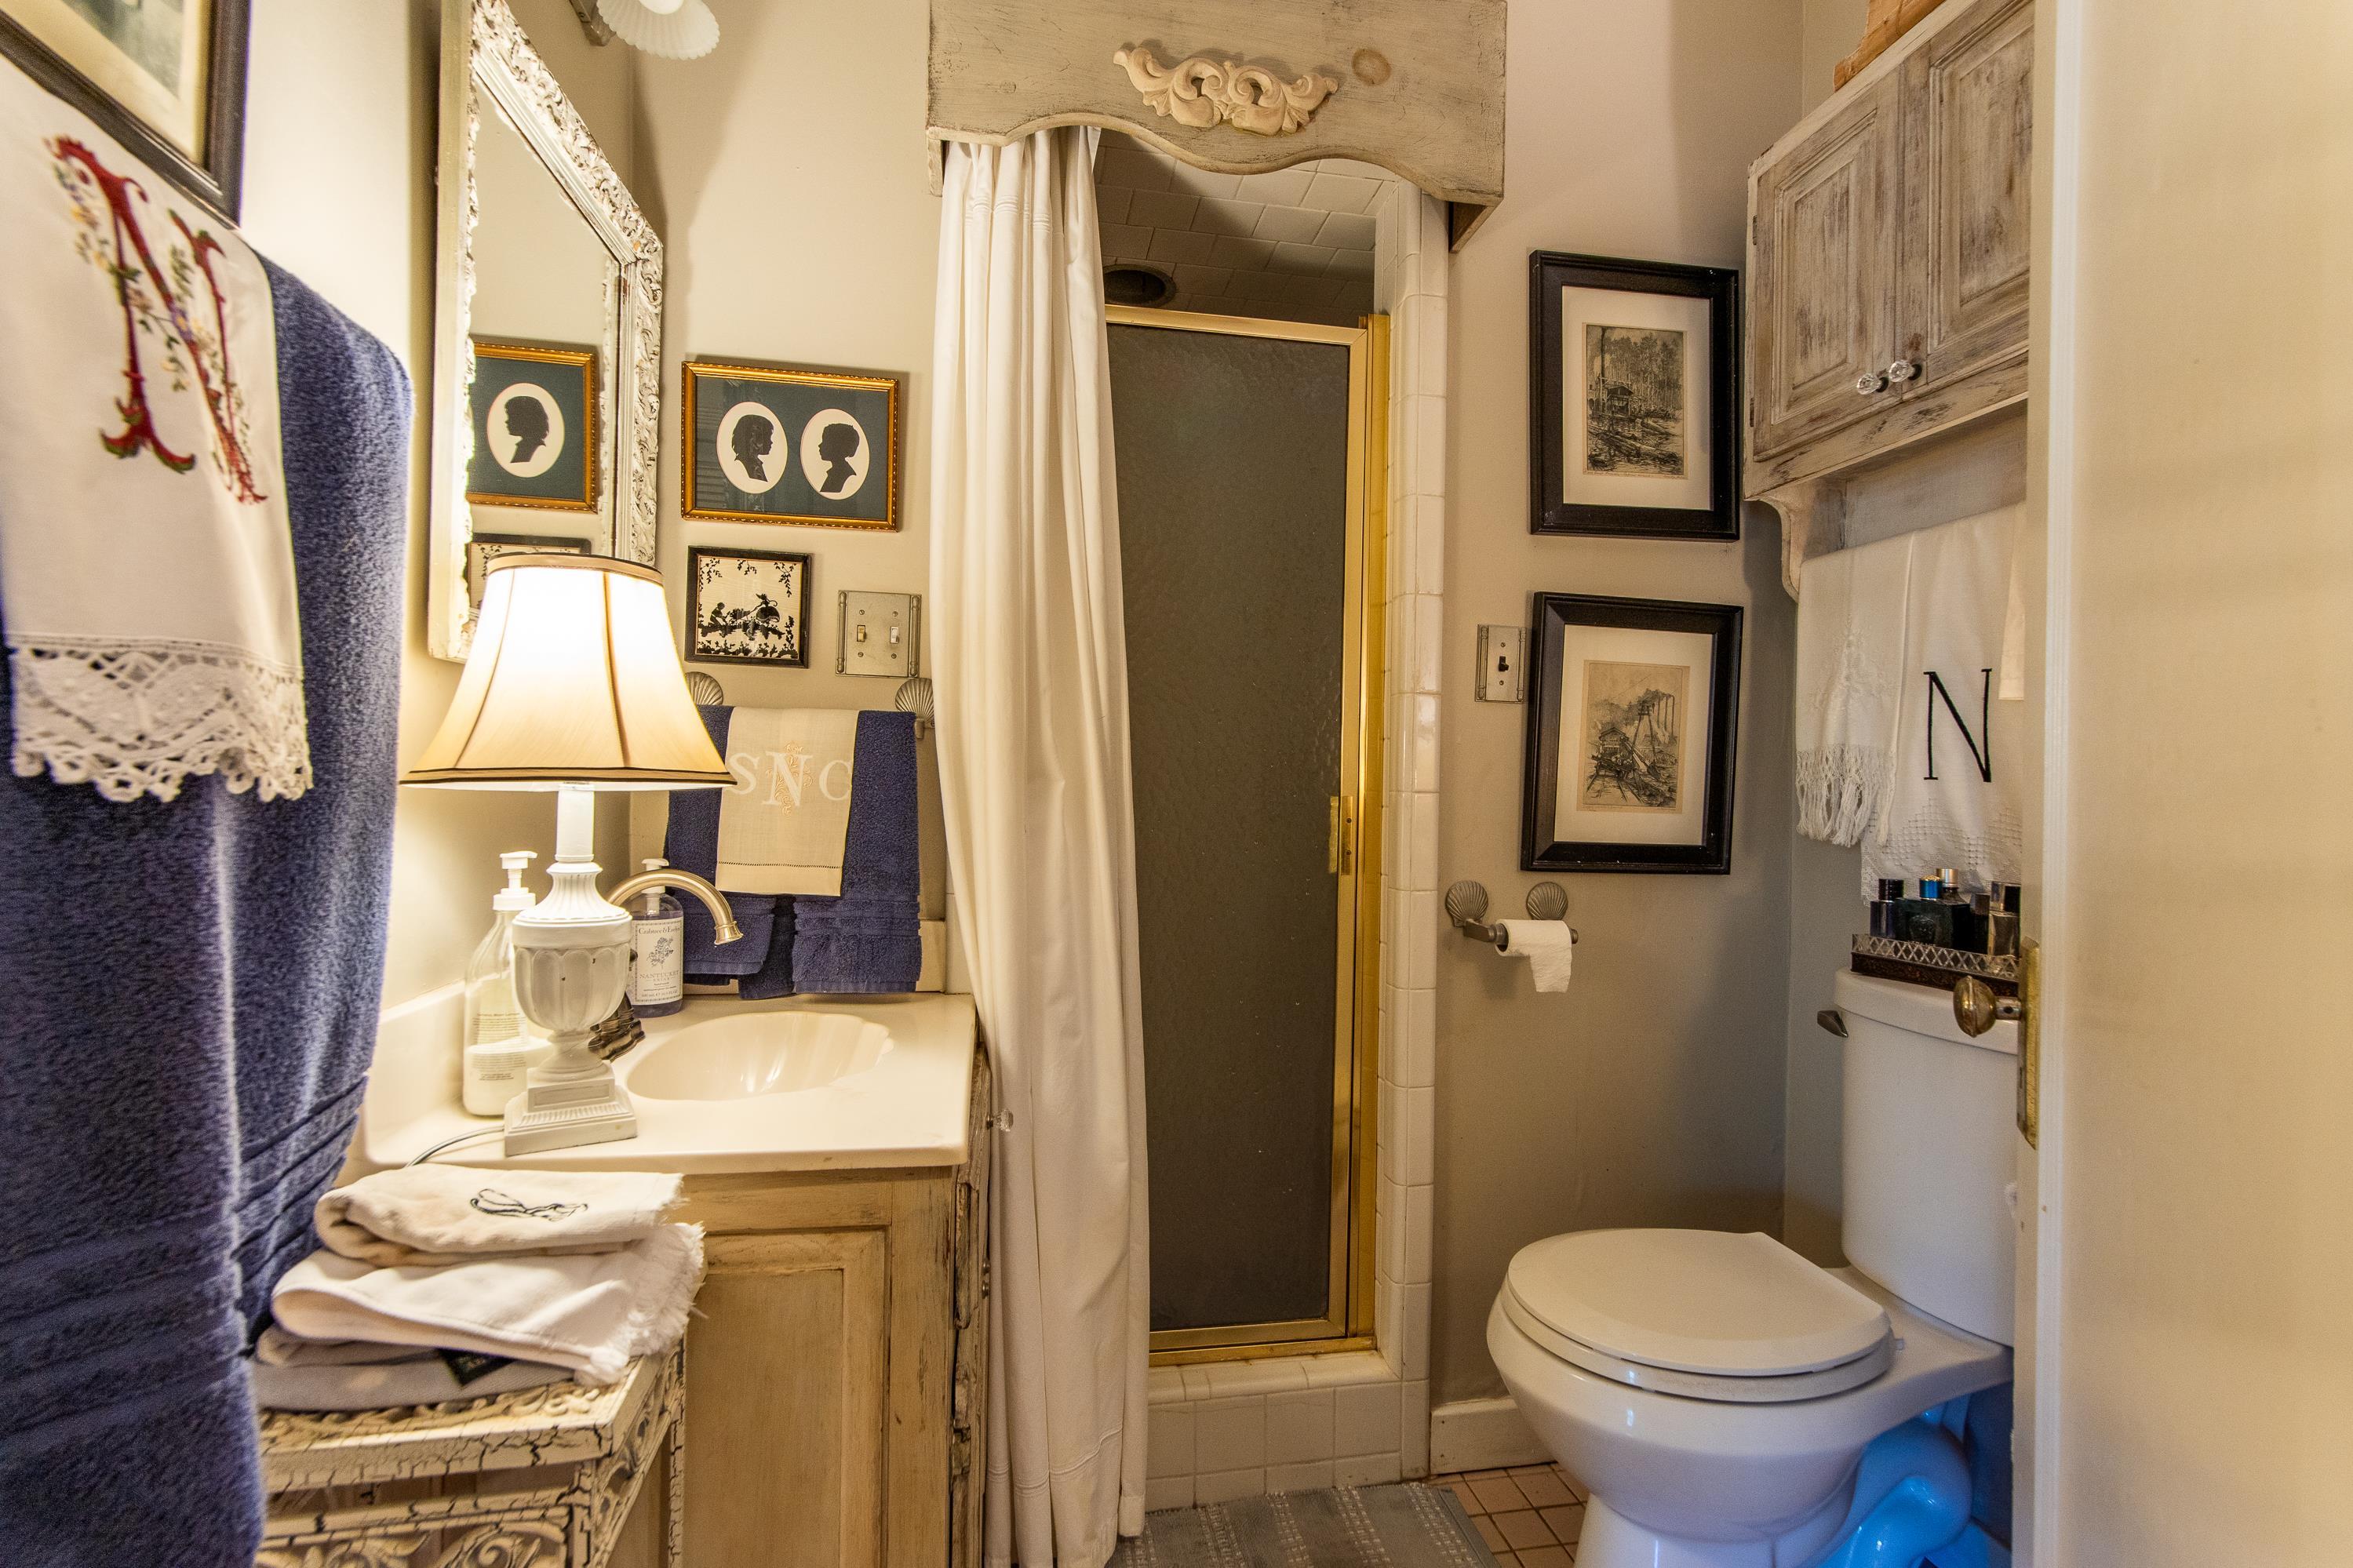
[1140,185,1449,1510]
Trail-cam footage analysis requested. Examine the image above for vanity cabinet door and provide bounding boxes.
[1898,0,2033,394]
[1747,71,1904,462]
[689,1228,893,1568]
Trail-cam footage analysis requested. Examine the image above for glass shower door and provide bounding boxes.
[1108,307,1383,1354]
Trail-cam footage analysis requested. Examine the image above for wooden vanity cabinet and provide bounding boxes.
[1747,0,2033,495]
[675,1054,991,1568]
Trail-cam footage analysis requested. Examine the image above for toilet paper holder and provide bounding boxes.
[1444,879,1578,949]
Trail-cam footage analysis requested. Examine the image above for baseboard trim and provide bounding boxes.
[1429,1395,1548,1472]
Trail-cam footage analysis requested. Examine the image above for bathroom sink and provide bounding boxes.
[625,1010,893,1101]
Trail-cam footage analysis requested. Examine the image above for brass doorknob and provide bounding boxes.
[1953,976,2024,1038]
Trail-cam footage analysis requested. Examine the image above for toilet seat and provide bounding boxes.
[1502,1230,1895,1405]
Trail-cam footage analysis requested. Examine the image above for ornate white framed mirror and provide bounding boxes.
[426,0,662,660]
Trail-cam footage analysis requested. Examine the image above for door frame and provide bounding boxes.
[1107,304,1392,1361]
[2018,0,2081,1556]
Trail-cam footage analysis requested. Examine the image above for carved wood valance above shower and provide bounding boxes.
[928,0,1507,247]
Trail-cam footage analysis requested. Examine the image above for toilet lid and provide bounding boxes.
[1504,1230,1892,1380]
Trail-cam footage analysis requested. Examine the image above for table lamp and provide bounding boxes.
[402,555,743,1154]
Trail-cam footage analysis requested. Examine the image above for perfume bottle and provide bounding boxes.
[1868,879,1906,938]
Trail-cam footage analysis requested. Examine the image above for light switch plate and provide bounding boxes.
[836,591,921,678]
[1477,624,1525,702]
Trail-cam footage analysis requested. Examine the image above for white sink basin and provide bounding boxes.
[627,1010,892,1101]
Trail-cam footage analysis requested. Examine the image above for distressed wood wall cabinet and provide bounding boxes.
[927,0,1506,246]
[1747,0,2033,593]
[674,1053,992,1568]
[257,1341,683,1568]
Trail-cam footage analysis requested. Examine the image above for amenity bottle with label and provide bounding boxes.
[628,857,687,1017]
[463,851,538,1115]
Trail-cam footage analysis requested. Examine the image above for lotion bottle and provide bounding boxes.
[462,851,537,1116]
[627,857,687,1017]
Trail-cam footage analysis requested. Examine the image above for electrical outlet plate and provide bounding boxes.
[837,591,921,678]
[1477,624,1526,702]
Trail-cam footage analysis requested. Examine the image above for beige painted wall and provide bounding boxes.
[1432,0,1805,1406]
[2043,2,2353,1559]
[1801,0,1870,111]
[240,0,640,1011]
[626,0,945,911]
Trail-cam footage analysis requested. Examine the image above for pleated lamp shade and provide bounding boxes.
[403,555,732,790]
[596,0,719,60]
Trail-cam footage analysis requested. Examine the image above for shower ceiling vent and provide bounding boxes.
[1104,263,1176,308]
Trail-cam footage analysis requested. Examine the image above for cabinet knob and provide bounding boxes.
[1854,369,1889,395]
[1887,358,1919,384]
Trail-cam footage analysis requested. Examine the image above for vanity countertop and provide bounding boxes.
[357,991,978,1177]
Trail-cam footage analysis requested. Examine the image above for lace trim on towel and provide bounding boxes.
[9,638,311,803]
[1863,806,2025,900]
[1795,744,1891,847]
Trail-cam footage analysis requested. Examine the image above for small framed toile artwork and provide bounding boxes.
[686,545,811,668]
[466,341,597,512]
[0,0,251,218]
[681,359,901,530]
[1522,592,1743,874]
[1529,252,1739,540]
[464,533,585,613]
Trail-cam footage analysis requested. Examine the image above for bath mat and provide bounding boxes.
[1113,1483,1498,1566]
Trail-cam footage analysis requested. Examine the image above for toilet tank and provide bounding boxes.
[1835,970,2017,1344]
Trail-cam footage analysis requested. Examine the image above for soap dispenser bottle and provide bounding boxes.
[627,857,687,1017]
[462,851,537,1115]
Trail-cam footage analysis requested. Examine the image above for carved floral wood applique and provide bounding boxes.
[1110,45,1338,136]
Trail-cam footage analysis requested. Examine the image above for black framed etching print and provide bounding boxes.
[682,359,901,530]
[1530,253,1739,540]
[0,0,250,218]
[1522,593,1742,874]
[686,546,810,668]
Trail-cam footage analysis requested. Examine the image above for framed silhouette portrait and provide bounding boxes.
[685,545,811,668]
[466,340,597,512]
[682,359,901,530]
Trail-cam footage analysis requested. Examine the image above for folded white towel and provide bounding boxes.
[1863,505,2026,897]
[1794,530,1914,846]
[271,1223,704,1386]
[252,1355,568,1412]
[315,1166,683,1267]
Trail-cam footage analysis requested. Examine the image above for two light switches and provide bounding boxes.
[837,590,920,678]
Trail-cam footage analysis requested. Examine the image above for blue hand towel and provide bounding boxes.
[0,261,407,1567]
[663,707,922,995]
[789,710,923,994]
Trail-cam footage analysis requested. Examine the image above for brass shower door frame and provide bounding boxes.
[1108,306,1390,1364]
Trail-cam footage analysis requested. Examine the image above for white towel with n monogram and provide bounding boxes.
[0,60,305,803]
[716,707,861,896]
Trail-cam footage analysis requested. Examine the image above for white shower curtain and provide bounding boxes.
[929,129,1149,1567]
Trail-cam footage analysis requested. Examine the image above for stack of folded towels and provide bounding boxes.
[252,1166,703,1412]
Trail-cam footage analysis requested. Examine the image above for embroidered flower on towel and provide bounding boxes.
[471,1188,589,1224]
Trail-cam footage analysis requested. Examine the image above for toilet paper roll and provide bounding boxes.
[1496,919,1575,992]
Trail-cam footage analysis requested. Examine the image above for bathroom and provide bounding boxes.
[0,1,2343,1566]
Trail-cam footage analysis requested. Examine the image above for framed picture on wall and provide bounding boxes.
[0,0,250,218]
[681,359,901,530]
[1529,252,1739,540]
[465,340,598,512]
[464,532,586,613]
[686,545,811,668]
[1522,592,1742,874]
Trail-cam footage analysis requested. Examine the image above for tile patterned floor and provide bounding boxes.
[1430,1464,1589,1566]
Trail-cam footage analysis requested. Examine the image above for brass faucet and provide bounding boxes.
[605,865,745,944]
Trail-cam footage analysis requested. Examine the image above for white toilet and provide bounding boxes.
[1490,972,2018,1568]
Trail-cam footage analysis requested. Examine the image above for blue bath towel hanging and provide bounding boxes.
[0,262,409,1567]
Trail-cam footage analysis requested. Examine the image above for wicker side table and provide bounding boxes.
[255,1341,683,1568]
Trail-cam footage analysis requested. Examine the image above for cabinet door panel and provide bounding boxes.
[1901,0,2033,388]
[688,1229,890,1568]
[1748,71,1903,460]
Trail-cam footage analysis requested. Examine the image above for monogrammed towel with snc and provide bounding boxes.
[713,706,861,896]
